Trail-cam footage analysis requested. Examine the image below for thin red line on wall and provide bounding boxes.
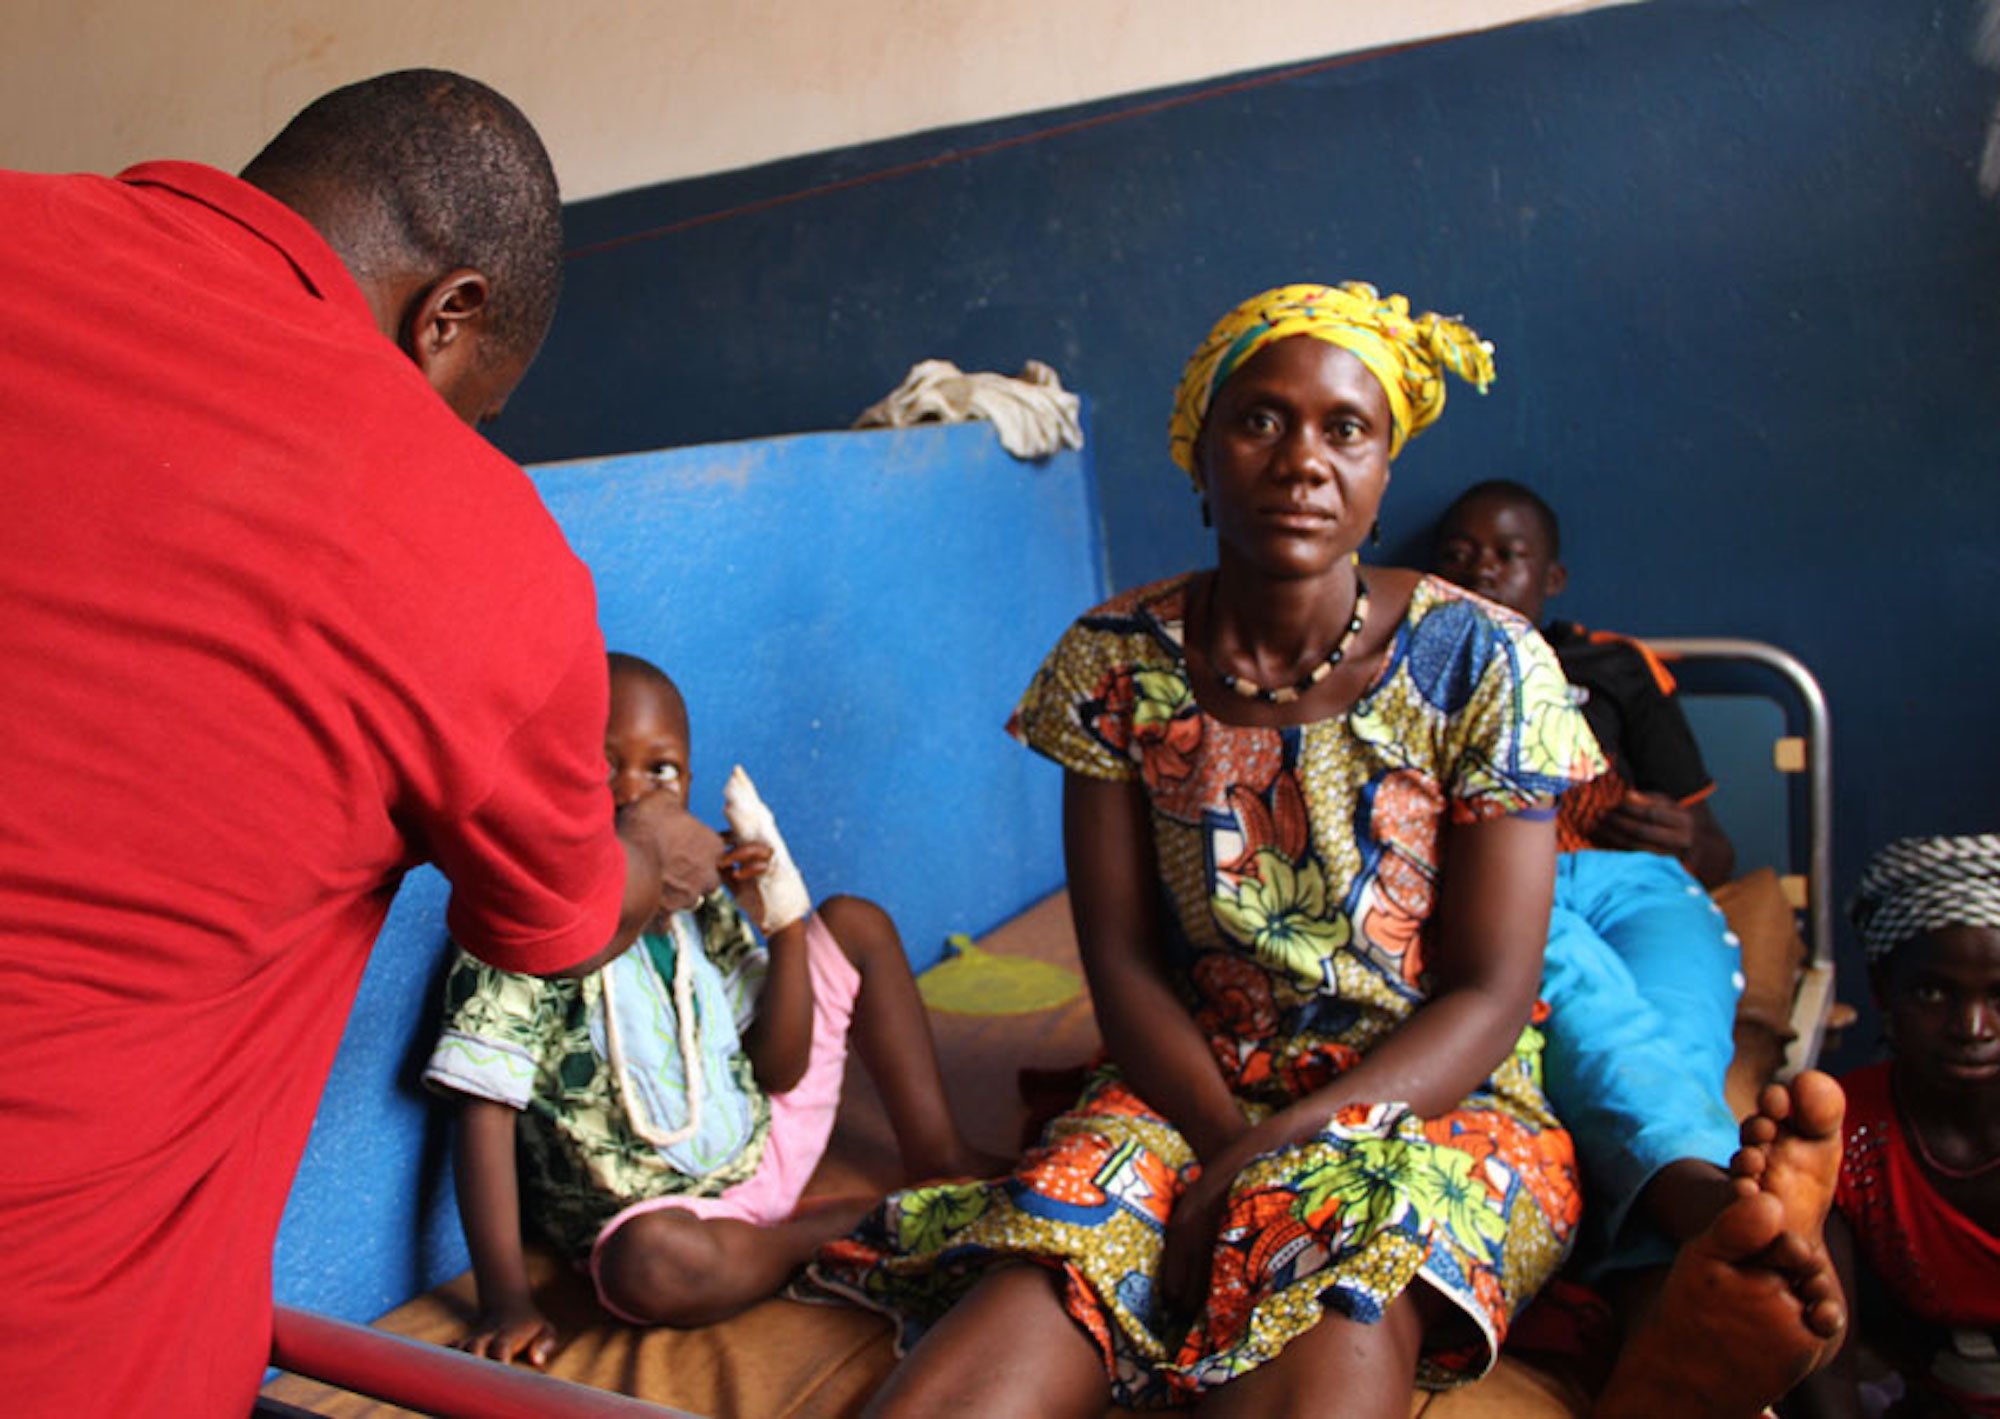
[564,35,1445,262]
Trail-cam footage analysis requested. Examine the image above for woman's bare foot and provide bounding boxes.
[1731,1070,1844,1247]
[1730,1070,1846,1345]
[1593,1190,1837,1418]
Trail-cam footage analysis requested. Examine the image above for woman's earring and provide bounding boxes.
[1200,497,1212,528]
[1369,520,1382,547]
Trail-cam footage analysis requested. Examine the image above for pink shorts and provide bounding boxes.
[589,912,860,1322]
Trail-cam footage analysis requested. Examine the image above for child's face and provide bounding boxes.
[1878,924,2000,1096]
[605,671,691,811]
[1432,494,1565,624]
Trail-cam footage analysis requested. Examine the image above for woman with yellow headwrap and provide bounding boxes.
[806,284,1602,1415]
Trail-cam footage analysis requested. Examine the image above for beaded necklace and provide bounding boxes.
[1896,1077,2000,1180]
[1207,570,1371,706]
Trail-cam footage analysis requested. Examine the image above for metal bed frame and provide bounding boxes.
[266,1305,703,1418]
[1646,637,1836,1075]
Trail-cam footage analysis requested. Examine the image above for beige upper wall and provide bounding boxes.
[5,1,1633,202]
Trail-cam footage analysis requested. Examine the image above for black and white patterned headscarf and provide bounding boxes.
[1849,834,2000,963]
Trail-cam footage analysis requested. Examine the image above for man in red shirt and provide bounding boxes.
[0,71,693,1414]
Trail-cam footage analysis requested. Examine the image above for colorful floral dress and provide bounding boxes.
[808,573,1603,1404]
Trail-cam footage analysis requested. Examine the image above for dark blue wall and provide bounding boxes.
[492,0,2000,1067]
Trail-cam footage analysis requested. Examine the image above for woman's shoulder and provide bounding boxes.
[1401,572,1542,642]
[1076,571,1197,632]
[1372,572,1558,700]
[1047,571,1198,671]
[1010,572,1199,780]
[1363,571,1603,803]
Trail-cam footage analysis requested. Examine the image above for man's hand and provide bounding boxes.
[566,797,728,978]
[1593,790,1736,887]
[455,1297,558,1368]
[619,791,726,915]
[1593,789,1698,859]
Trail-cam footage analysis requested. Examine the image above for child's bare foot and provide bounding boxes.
[1594,1190,1839,1418]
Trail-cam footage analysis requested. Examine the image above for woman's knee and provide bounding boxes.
[865,1264,1106,1419]
[1196,1288,1428,1419]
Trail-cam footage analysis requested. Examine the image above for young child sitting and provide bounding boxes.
[1433,480,1847,1409]
[425,651,1000,1367]
[1792,834,2000,1418]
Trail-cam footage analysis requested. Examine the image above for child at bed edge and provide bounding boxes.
[423,650,1001,1366]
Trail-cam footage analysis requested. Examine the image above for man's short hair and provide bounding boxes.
[1438,478,1562,557]
[241,70,563,359]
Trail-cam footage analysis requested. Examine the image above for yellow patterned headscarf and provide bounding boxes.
[1168,281,1496,478]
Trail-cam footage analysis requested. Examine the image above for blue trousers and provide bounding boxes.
[1541,850,1744,1278]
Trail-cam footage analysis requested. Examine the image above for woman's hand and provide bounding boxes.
[1155,809,1558,1321]
[455,1296,558,1368]
[1158,1115,1280,1315]
[1158,1104,1335,1316]
[1065,773,1253,1160]
[1160,1158,1234,1318]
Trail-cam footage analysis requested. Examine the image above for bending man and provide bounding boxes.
[0,70,692,1415]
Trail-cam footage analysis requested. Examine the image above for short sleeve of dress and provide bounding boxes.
[422,946,572,1110]
[1007,615,1144,782]
[1443,608,1606,825]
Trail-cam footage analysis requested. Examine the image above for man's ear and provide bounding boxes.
[1544,559,1569,601]
[402,267,491,383]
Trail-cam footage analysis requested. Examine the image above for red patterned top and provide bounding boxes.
[1835,1061,2000,1414]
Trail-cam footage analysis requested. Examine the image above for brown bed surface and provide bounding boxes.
[266,878,1804,1417]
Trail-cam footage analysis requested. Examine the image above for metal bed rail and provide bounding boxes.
[270,1305,704,1418]
[1645,637,1836,1074]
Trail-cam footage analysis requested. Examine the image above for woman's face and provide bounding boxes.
[1196,336,1392,581]
[1880,923,2000,1096]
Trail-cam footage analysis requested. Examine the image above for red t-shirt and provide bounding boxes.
[0,162,627,1414]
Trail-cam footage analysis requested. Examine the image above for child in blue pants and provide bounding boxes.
[1434,480,1747,1282]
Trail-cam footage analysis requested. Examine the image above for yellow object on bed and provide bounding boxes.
[917,932,1084,1015]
